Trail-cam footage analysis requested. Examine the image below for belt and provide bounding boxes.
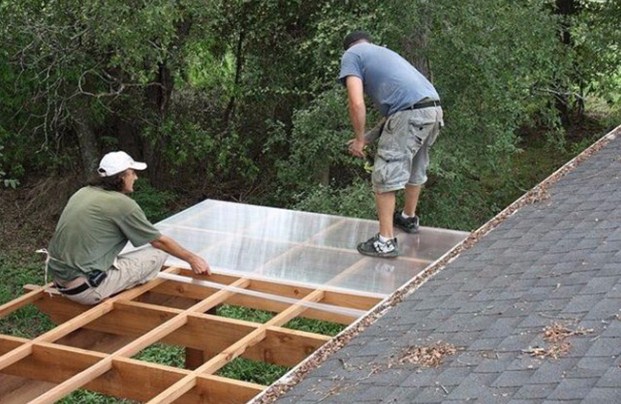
[409,100,441,110]
[54,270,107,295]
[55,281,90,295]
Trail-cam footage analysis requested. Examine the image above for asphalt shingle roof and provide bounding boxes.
[255,125,621,403]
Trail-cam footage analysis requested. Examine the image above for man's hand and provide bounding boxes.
[188,254,211,275]
[347,138,367,158]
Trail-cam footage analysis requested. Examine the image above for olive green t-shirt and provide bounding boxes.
[48,186,161,281]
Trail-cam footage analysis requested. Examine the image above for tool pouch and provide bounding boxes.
[87,270,108,287]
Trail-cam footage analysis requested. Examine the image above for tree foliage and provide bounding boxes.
[0,0,211,175]
[573,0,621,105]
[0,0,618,230]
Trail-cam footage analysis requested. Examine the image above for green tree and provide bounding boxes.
[545,0,621,124]
[0,0,211,178]
[573,0,621,106]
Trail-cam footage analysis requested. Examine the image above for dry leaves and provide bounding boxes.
[543,322,593,342]
[524,322,594,359]
[398,341,457,367]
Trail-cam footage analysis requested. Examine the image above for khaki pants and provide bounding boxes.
[66,248,168,305]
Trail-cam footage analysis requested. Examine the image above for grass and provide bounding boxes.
[133,343,186,368]
[218,357,290,386]
[58,391,136,404]
[0,252,55,337]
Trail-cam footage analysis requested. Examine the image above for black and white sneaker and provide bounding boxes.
[394,211,420,233]
[357,233,399,258]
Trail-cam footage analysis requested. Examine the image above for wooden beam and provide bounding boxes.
[31,292,89,324]
[25,276,253,403]
[6,269,179,403]
[186,374,265,404]
[146,287,329,403]
[27,313,190,404]
[253,326,330,366]
[322,290,382,311]
[265,289,325,327]
[103,357,189,401]
[146,327,268,404]
[0,285,46,319]
[1,341,191,402]
[0,335,26,354]
[158,272,367,323]
[0,374,53,404]
[3,342,104,382]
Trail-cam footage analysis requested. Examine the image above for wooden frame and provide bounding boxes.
[1,200,469,402]
[0,266,382,403]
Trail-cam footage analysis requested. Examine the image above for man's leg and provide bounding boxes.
[376,190,396,238]
[403,184,421,217]
[109,247,168,287]
[357,190,399,258]
[65,248,167,305]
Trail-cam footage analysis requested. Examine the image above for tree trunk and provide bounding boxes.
[70,100,99,178]
[142,18,193,185]
[223,28,245,133]
[398,2,434,80]
[554,0,583,126]
[143,63,174,185]
[405,30,432,80]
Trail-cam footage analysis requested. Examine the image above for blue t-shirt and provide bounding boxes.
[339,43,439,116]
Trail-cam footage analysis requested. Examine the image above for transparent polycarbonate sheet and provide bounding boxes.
[157,199,469,297]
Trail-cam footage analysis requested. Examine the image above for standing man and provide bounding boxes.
[45,151,211,305]
[339,30,443,258]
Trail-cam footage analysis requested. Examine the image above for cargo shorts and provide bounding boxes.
[372,106,443,193]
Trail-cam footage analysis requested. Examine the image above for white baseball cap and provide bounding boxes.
[97,151,147,177]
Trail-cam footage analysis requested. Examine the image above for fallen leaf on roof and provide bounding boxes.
[398,341,457,367]
[524,322,595,359]
[543,322,594,343]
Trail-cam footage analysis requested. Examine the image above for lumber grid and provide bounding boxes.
[0,266,382,403]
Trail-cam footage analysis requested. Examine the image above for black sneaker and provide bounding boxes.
[393,211,420,233]
[357,234,399,258]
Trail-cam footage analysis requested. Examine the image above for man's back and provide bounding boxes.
[49,186,158,279]
[339,42,439,116]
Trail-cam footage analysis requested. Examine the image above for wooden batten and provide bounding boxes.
[255,327,331,366]
[0,286,46,319]
[2,342,104,382]
[184,375,265,403]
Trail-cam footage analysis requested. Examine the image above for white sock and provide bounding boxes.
[401,212,413,219]
[379,234,392,243]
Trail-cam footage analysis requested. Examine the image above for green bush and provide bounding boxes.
[131,179,177,223]
[293,179,376,220]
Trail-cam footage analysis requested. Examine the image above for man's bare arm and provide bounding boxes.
[151,235,211,275]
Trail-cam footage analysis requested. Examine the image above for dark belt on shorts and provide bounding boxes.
[55,281,90,295]
[408,100,441,110]
[55,270,107,295]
